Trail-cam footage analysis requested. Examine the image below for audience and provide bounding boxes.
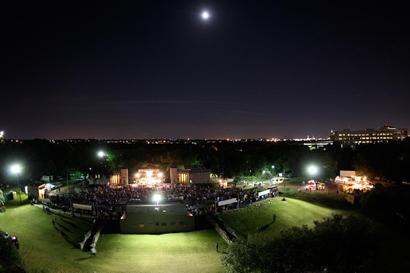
[46,184,277,219]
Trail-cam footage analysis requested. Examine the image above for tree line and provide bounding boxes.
[0,139,409,184]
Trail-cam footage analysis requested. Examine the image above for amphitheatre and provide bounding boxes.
[0,174,339,273]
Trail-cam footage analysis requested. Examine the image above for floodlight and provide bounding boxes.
[306,164,319,176]
[9,163,23,175]
[157,172,163,178]
[97,150,106,158]
[8,162,23,204]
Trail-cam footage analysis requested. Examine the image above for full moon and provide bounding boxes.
[201,10,210,21]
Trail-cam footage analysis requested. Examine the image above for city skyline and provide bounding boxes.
[1,1,410,139]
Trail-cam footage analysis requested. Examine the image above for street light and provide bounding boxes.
[152,193,162,206]
[8,163,23,204]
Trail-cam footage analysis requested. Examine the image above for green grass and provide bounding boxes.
[0,206,225,273]
[220,197,341,238]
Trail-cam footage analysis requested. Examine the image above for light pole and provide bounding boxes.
[306,164,320,190]
[9,163,23,204]
[282,172,287,201]
[96,149,109,179]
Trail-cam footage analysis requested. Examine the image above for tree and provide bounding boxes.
[0,189,5,208]
[0,235,25,273]
[222,239,262,273]
[0,189,6,212]
[222,215,401,273]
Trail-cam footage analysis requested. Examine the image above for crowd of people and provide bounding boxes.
[45,183,277,219]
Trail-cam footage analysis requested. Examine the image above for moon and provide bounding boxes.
[201,10,211,21]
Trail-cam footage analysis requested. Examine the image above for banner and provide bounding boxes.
[258,189,270,197]
[218,198,237,206]
[73,203,93,211]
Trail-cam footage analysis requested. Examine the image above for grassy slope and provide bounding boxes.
[221,197,340,238]
[95,232,224,273]
[281,183,354,210]
[0,206,225,273]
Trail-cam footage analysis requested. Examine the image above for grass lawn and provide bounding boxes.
[0,206,225,273]
[220,197,342,238]
[285,191,353,210]
[280,184,354,210]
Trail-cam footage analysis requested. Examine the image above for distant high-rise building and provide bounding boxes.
[330,125,407,145]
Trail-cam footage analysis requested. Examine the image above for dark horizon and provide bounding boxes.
[1,0,410,139]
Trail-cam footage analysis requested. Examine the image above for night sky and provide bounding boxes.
[1,1,410,139]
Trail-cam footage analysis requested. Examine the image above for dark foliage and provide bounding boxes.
[0,235,25,273]
[0,139,409,184]
[360,185,410,230]
[223,215,410,273]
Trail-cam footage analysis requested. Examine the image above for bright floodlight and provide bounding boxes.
[97,150,106,158]
[9,163,23,175]
[307,164,319,176]
[201,10,210,20]
[152,193,162,205]
[157,172,163,178]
